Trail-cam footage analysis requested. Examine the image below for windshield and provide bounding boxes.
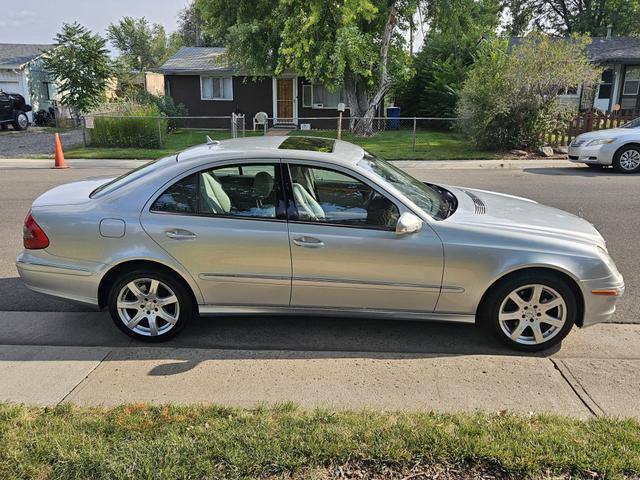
[358,153,456,220]
[90,159,165,198]
[622,117,640,129]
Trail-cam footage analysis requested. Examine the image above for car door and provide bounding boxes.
[284,161,444,312]
[140,160,292,306]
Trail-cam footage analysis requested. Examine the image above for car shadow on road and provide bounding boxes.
[524,166,630,177]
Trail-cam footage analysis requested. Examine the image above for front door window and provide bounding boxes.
[287,164,400,230]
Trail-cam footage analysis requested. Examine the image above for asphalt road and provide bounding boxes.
[0,161,637,328]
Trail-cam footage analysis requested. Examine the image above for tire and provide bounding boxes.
[612,144,640,173]
[12,111,29,131]
[108,269,194,342]
[479,271,577,352]
[0,123,8,131]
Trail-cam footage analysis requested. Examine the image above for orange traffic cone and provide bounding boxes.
[53,132,69,169]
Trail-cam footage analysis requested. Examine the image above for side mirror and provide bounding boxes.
[395,212,423,235]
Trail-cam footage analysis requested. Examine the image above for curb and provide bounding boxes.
[0,158,576,170]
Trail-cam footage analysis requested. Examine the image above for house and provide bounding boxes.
[581,36,640,112]
[157,47,349,129]
[509,34,640,113]
[0,43,57,122]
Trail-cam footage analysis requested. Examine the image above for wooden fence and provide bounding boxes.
[543,110,640,147]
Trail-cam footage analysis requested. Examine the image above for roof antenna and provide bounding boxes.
[206,136,220,145]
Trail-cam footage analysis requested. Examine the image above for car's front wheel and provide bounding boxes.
[481,272,577,352]
[108,269,193,341]
[613,145,640,173]
[12,111,29,131]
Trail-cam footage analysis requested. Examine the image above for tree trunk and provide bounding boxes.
[344,3,398,137]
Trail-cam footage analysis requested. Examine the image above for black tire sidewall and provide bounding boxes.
[482,272,577,352]
[613,145,640,173]
[107,269,193,342]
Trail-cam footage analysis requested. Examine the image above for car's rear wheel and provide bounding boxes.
[108,269,193,342]
[613,145,640,173]
[12,111,28,131]
[480,272,577,352]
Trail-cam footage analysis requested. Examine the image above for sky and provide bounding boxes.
[0,0,190,45]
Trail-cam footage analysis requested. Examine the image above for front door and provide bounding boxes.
[276,78,294,124]
[284,162,444,313]
[140,161,292,306]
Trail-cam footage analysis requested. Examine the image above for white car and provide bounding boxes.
[568,117,640,173]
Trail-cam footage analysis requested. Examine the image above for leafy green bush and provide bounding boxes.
[89,104,167,148]
[457,34,600,150]
[133,91,188,132]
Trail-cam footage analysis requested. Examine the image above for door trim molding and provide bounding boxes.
[272,76,298,125]
[198,304,475,323]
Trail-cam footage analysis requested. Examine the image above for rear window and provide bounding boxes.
[90,159,167,198]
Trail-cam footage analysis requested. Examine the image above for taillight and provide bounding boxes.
[23,212,49,249]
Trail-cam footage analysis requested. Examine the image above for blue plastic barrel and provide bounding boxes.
[386,106,400,130]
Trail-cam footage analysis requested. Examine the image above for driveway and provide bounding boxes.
[0,128,84,157]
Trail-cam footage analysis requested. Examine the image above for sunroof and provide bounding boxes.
[278,136,335,153]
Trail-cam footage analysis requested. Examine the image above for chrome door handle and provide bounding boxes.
[165,229,197,240]
[293,236,325,248]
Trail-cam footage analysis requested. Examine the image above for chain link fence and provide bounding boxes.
[81,114,462,155]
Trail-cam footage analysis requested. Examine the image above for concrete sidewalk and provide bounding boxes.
[0,318,638,418]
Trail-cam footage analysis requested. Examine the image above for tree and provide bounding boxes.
[43,22,112,118]
[395,0,501,117]
[196,0,420,135]
[502,0,640,36]
[174,1,221,47]
[107,17,171,70]
[457,34,600,150]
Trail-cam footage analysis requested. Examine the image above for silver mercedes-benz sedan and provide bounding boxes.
[17,136,624,351]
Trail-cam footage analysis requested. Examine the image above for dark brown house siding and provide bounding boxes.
[166,74,273,128]
[165,74,347,130]
[296,78,348,130]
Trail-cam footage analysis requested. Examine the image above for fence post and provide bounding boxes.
[157,117,162,146]
[412,117,417,152]
[81,116,87,147]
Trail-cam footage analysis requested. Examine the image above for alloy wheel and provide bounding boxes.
[498,284,567,346]
[619,149,640,171]
[116,278,180,337]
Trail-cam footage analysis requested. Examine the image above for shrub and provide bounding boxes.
[133,91,188,132]
[89,104,167,148]
[457,34,600,150]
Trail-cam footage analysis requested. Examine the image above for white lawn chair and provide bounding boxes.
[253,111,268,131]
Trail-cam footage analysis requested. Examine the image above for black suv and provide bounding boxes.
[0,91,31,131]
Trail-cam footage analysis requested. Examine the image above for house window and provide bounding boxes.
[42,82,55,101]
[302,84,349,109]
[302,84,312,108]
[201,76,233,100]
[622,67,640,96]
[598,69,614,99]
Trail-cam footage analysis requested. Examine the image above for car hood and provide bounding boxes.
[32,176,116,207]
[443,186,605,248]
[575,128,636,140]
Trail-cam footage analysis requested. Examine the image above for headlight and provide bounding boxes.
[587,138,615,146]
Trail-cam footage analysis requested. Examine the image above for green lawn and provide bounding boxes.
[290,128,500,160]
[57,130,262,160]
[1,403,639,479]
[33,128,498,161]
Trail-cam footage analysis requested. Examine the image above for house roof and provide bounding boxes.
[0,43,54,69]
[508,36,640,65]
[157,47,232,74]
